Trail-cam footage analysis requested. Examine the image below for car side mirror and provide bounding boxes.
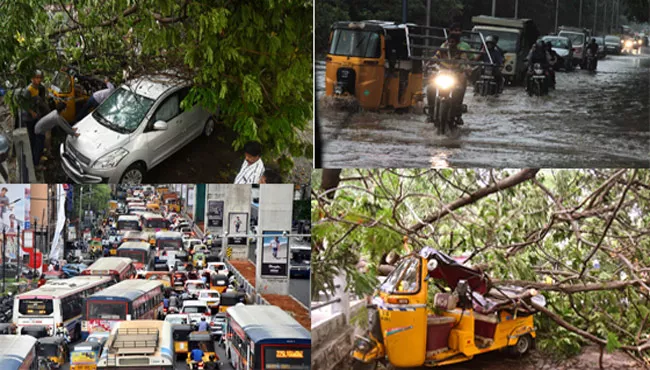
[153,121,168,131]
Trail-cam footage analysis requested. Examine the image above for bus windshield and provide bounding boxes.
[329,29,381,58]
[157,239,181,250]
[87,302,127,320]
[118,220,140,231]
[19,299,53,315]
[473,29,520,53]
[118,250,146,264]
[144,219,168,229]
[264,347,311,369]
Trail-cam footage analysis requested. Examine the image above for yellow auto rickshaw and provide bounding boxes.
[89,239,102,255]
[325,21,424,110]
[218,291,246,313]
[70,340,104,370]
[210,273,228,294]
[48,68,104,123]
[37,336,68,368]
[146,203,160,212]
[192,252,206,269]
[352,248,540,369]
[172,324,193,359]
[186,331,218,366]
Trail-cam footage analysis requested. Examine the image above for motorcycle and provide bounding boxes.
[474,64,500,97]
[586,50,597,71]
[425,68,467,135]
[527,63,549,97]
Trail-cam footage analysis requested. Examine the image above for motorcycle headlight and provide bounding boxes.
[433,74,456,90]
[534,69,543,74]
[625,41,633,48]
[92,148,129,169]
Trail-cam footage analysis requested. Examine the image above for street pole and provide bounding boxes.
[16,225,20,281]
[426,0,431,47]
[492,0,496,16]
[555,0,560,33]
[79,185,83,232]
[579,0,583,27]
[594,0,598,35]
[603,0,607,35]
[33,218,37,278]
[610,0,615,33]
[514,0,518,18]
[402,0,407,24]
[2,228,6,292]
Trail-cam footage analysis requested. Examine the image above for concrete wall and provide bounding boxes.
[255,184,293,296]
[312,300,366,370]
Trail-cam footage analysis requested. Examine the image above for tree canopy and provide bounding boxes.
[312,169,650,362]
[0,0,313,171]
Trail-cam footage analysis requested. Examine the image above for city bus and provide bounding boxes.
[154,231,184,269]
[140,212,170,234]
[81,257,137,282]
[0,335,38,370]
[97,320,173,370]
[13,276,114,340]
[82,280,164,338]
[225,305,311,370]
[117,242,153,271]
[116,215,141,233]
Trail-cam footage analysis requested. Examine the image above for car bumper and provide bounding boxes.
[59,143,122,183]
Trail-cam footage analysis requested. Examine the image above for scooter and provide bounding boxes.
[425,68,467,135]
[527,63,550,97]
[474,64,501,97]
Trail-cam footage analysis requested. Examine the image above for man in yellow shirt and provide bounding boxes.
[433,34,469,118]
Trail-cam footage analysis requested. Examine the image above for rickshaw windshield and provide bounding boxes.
[51,71,72,94]
[380,256,420,294]
[71,349,97,363]
[329,29,381,58]
[38,343,59,357]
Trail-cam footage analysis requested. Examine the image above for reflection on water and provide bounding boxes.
[317,52,650,168]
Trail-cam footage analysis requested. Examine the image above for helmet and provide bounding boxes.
[33,70,43,78]
[591,38,596,43]
[201,316,206,321]
[485,35,496,44]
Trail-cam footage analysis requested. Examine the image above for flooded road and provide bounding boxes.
[317,52,650,168]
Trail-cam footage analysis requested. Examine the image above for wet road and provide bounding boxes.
[317,51,650,168]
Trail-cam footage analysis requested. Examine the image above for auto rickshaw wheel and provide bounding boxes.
[203,116,216,137]
[351,360,378,370]
[509,334,533,356]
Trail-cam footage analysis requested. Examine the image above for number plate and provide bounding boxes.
[379,310,391,321]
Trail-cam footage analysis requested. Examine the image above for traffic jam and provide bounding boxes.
[0,185,311,370]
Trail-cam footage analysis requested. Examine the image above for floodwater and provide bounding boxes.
[317,52,650,168]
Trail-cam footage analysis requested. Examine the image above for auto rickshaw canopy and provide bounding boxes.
[22,325,50,338]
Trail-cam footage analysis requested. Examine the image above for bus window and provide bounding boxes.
[19,299,53,315]
[118,250,146,264]
[88,302,126,320]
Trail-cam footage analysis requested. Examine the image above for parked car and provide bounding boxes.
[60,75,218,184]
[541,36,574,70]
[61,263,88,278]
[604,35,622,54]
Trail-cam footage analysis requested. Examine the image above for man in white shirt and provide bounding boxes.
[234,141,265,184]
[75,77,115,122]
[269,236,279,259]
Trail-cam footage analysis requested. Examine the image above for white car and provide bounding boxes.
[196,289,221,307]
[164,313,188,325]
[184,280,208,297]
[60,76,218,184]
[183,238,203,251]
[180,300,210,324]
[206,262,228,276]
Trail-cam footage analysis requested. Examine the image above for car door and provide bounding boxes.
[174,86,199,146]
[145,90,183,166]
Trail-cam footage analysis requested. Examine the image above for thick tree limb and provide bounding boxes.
[494,279,650,293]
[409,169,540,233]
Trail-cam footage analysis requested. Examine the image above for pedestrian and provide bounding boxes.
[34,102,80,169]
[18,70,49,164]
[37,275,46,287]
[75,77,115,122]
[204,355,218,370]
[197,316,209,331]
[234,141,265,184]
[260,168,282,184]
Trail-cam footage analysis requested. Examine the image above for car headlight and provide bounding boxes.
[92,148,129,168]
[433,74,456,90]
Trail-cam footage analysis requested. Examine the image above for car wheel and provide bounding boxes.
[119,163,146,184]
[203,117,216,137]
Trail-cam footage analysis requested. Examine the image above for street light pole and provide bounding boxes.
[579,0,583,27]
[555,0,560,33]
[426,0,431,47]
[514,0,518,18]
[33,218,37,278]
[16,225,20,281]
[603,0,607,35]
[2,228,6,292]
[402,0,407,24]
[594,0,598,34]
[492,0,496,17]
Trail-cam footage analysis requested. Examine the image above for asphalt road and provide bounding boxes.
[317,50,650,168]
[290,276,310,307]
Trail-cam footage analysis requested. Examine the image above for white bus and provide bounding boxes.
[13,276,114,341]
[117,215,141,232]
[0,335,38,370]
[97,320,173,370]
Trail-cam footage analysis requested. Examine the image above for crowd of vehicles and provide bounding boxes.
[325,16,642,134]
[0,185,311,370]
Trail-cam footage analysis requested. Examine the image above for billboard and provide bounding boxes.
[206,200,224,229]
[227,212,248,245]
[261,231,289,277]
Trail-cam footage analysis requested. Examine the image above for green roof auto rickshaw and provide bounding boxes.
[37,336,68,369]
[172,324,193,359]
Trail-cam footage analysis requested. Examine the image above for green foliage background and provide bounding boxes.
[0,0,313,172]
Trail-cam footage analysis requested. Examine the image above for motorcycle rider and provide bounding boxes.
[586,38,599,69]
[479,35,504,93]
[545,42,558,88]
[433,33,470,121]
[55,323,70,342]
[525,41,552,91]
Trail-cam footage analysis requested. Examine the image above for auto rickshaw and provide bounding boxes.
[48,68,104,123]
[89,239,102,255]
[210,273,228,294]
[144,271,172,288]
[186,331,218,366]
[70,340,103,370]
[352,248,543,369]
[193,252,206,269]
[325,21,424,110]
[22,325,50,338]
[173,271,188,292]
[37,336,68,369]
[172,324,194,359]
[218,291,247,313]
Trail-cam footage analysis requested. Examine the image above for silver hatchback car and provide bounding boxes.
[60,76,217,183]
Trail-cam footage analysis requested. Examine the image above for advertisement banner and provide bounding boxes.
[206,200,224,229]
[227,212,248,245]
[49,185,66,261]
[261,231,289,277]
[24,187,31,230]
[0,184,28,234]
